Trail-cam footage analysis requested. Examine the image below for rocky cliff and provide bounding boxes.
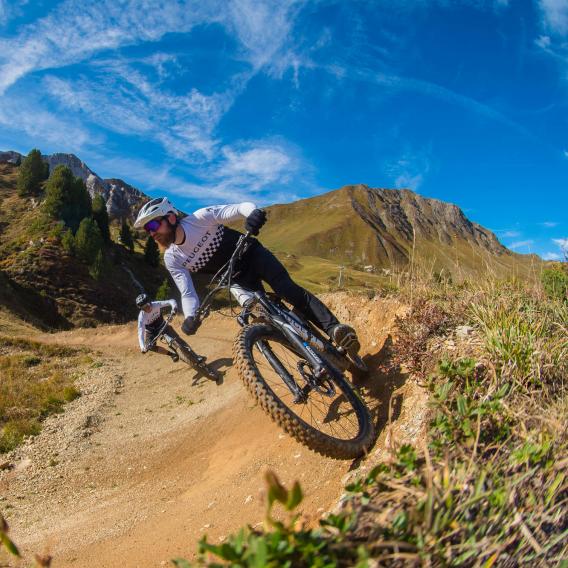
[0,151,147,220]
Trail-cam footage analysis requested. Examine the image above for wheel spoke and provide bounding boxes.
[251,336,363,441]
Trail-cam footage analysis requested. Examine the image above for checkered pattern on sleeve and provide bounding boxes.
[190,225,224,272]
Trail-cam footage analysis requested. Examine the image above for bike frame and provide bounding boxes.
[194,233,348,401]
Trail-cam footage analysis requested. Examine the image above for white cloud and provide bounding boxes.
[327,66,532,138]
[0,0,28,26]
[508,240,534,250]
[211,142,295,194]
[0,96,97,150]
[541,221,558,227]
[96,139,300,205]
[543,252,562,260]
[539,0,568,36]
[43,72,228,161]
[0,0,303,95]
[553,238,568,248]
[386,150,431,191]
[536,35,552,48]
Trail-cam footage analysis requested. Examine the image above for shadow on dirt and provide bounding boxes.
[357,334,408,444]
[190,357,233,386]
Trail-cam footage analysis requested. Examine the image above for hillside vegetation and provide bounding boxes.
[0,161,167,329]
[259,186,539,287]
[180,274,567,567]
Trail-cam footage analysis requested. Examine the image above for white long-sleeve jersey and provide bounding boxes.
[137,299,177,351]
[164,202,256,318]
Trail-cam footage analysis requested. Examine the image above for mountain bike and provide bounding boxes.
[147,312,220,382]
[195,233,375,459]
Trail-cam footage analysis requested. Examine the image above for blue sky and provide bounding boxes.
[0,0,567,260]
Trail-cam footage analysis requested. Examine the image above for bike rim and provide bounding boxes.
[252,337,365,442]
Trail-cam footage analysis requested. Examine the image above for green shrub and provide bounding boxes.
[90,249,105,280]
[61,228,75,255]
[541,267,568,302]
[155,277,172,300]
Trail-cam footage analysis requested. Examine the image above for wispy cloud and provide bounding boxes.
[541,221,558,228]
[326,66,533,138]
[543,251,561,260]
[0,0,28,27]
[539,0,568,36]
[501,230,521,238]
[95,139,302,206]
[0,96,97,150]
[553,237,568,248]
[508,240,534,250]
[386,149,431,191]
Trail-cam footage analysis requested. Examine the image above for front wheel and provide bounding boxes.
[234,323,374,459]
[171,339,220,382]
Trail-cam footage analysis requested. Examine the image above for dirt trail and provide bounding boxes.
[0,295,427,567]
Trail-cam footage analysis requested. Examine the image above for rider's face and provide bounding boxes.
[142,304,152,312]
[149,214,175,247]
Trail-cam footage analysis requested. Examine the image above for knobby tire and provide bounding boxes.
[233,323,374,460]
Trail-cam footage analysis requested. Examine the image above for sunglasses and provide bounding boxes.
[143,218,164,233]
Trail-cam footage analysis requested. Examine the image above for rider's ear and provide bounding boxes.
[167,212,177,224]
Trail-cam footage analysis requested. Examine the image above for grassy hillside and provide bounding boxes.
[0,162,169,329]
[180,276,567,567]
[256,186,539,284]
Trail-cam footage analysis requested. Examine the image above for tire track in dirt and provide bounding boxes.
[1,296,427,567]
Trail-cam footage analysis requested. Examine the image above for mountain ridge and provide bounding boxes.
[0,150,145,220]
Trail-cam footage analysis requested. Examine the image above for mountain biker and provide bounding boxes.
[136,293,181,362]
[133,198,360,354]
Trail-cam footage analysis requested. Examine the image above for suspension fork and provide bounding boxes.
[253,291,328,377]
[255,339,306,403]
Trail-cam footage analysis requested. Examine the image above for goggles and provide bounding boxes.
[144,218,163,233]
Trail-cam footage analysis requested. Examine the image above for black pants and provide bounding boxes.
[234,242,339,334]
[145,323,180,352]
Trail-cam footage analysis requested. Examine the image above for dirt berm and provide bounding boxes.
[0,293,428,567]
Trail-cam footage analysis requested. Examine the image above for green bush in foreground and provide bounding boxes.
[541,266,568,303]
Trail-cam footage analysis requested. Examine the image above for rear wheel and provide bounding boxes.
[172,339,220,382]
[234,323,374,459]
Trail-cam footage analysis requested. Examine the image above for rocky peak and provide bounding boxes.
[0,150,148,220]
[0,150,23,164]
[348,185,504,256]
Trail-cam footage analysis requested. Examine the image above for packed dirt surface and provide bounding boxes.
[0,294,428,567]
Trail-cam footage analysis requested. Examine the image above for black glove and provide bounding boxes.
[181,316,200,335]
[245,209,267,236]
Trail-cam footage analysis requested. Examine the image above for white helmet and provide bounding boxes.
[134,197,177,229]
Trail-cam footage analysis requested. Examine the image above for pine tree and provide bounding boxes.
[89,250,105,280]
[119,219,134,252]
[143,235,160,267]
[75,218,103,264]
[92,194,111,243]
[61,229,75,255]
[44,165,92,232]
[17,149,48,196]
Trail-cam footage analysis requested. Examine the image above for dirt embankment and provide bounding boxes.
[0,293,428,567]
